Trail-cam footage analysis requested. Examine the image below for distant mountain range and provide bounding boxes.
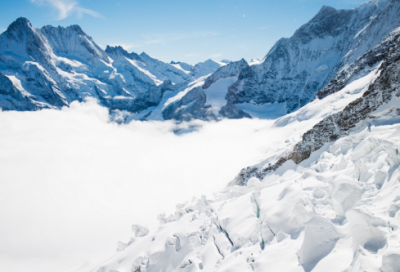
[1,0,400,123]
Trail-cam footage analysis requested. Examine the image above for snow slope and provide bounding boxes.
[69,122,400,272]
[67,36,400,271]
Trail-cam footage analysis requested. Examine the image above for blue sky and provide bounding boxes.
[0,0,367,64]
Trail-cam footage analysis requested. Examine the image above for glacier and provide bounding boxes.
[1,0,400,271]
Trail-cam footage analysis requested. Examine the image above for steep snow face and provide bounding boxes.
[229,0,400,113]
[192,59,226,79]
[41,25,110,64]
[105,46,162,94]
[170,61,193,74]
[70,122,400,272]
[138,52,194,84]
[0,18,53,66]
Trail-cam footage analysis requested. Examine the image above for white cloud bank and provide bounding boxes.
[0,100,290,272]
[30,0,103,20]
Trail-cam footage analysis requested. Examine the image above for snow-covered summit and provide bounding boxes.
[228,0,400,114]
[0,18,224,114]
[42,24,110,64]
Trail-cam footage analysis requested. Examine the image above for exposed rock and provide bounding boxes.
[234,39,400,186]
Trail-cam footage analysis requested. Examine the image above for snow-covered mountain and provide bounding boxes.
[223,0,400,117]
[121,0,400,121]
[0,18,224,115]
[63,1,400,271]
[69,50,400,272]
[3,0,400,123]
[2,0,400,271]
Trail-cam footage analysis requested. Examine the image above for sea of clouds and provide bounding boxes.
[0,100,287,272]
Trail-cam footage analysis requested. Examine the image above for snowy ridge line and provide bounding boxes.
[70,122,400,272]
[0,17,225,118]
[315,24,400,100]
[233,44,400,186]
[2,0,400,122]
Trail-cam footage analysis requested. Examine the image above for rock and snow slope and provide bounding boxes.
[70,122,400,272]
[224,0,400,116]
[69,22,400,271]
[235,25,400,186]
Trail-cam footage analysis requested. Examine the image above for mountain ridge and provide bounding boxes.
[1,0,400,123]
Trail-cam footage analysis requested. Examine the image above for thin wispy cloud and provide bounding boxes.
[30,0,103,20]
[259,26,273,30]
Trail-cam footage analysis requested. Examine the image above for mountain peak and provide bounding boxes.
[140,52,152,59]
[13,17,31,26]
[106,45,144,62]
[5,17,35,37]
[317,5,337,14]
[105,45,129,56]
[66,24,85,35]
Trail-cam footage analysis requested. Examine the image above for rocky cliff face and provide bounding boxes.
[228,0,400,114]
[234,25,400,186]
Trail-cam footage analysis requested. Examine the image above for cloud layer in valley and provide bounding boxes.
[0,100,286,272]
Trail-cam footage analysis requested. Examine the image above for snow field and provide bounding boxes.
[72,123,400,272]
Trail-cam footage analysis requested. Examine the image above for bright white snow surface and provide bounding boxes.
[0,66,385,272]
[69,122,400,272]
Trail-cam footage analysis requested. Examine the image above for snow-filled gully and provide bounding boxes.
[71,123,400,272]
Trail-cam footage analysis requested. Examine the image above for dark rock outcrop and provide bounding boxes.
[234,38,400,185]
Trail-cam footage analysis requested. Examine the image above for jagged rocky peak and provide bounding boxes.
[203,58,248,89]
[228,0,399,115]
[105,45,143,61]
[0,17,54,67]
[3,17,34,39]
[139,51,153,60]
[1,17,44,50]
[41,23,110,63]
[293,5,353,42]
